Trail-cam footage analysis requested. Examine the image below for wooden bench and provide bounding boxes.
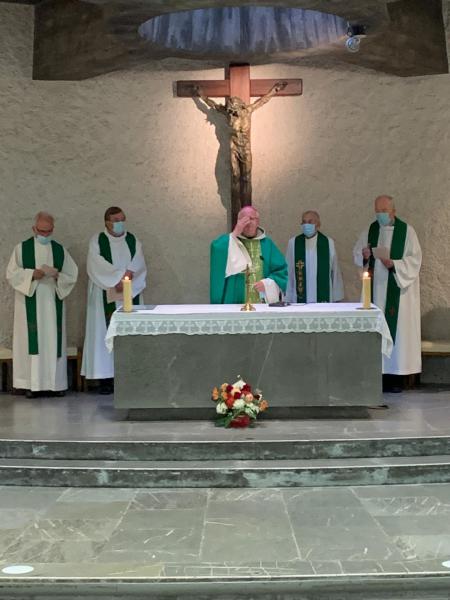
[0,346,83,392]
[421,340,450,356]
[407,341,450,387]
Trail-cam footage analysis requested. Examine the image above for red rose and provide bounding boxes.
[234,391,242,399]
[225,397,235,409]
[242,384,251,393]
[226,385,233,393]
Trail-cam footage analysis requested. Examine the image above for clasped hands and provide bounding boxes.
[33,265,59,281]
[115,270,134,293]
[362,247,394,270]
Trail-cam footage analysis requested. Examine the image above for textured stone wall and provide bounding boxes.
[1,3,450,347]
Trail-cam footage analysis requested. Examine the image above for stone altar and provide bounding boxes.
[106,303,392,419]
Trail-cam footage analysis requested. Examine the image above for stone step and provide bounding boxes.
[1,435,449,461]
[0,573,450,600]
[2,455,450,488]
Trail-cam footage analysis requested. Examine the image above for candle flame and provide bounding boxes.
[124,276,130,281]
[363,271,370,279]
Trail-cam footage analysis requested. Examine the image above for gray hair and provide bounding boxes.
[34,211,55,226]
[302,209,320,221]
[374,195,395,209]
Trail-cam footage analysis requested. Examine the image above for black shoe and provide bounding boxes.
[25,390,37,398]
[99,383,113,395]
[389,386,403,394]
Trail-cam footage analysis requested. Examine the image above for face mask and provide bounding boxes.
[36,235,52,245]
[112,221,125,235]
[302,223,316,237]
[376,212,392,227]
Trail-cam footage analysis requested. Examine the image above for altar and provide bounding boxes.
[106,303,392,419]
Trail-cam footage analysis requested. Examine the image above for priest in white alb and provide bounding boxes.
[353,195,422,392]
[6,212,78,397]
[210,206,287,304]
[81,206,147,394]
[285,210,344,303]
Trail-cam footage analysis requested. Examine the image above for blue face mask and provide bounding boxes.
[302,223,316,238]
[112,221,125,235]
[36,235,52,245]
[376,212,392,227]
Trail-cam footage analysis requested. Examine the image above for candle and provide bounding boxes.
[122,276,133,312]
[362,271,371,309]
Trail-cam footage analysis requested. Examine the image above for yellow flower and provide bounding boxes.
[220,383,228,392]
[259,399,269,412]
[221,391,228,400]
[212,387,220,401]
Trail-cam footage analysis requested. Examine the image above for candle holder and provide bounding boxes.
[241,265,256,312]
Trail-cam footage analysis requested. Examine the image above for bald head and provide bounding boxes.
[235,206,260,238]
[301,210,321,227]
[34,211,54,227]
[32,211,55,240]
[374,195,396,224]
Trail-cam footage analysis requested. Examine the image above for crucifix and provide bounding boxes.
[176,64,302,226]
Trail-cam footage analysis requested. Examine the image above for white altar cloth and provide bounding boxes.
[106,303,392,357]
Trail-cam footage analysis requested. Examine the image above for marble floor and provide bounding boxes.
[1,484,450,581]
[0,388,449,441]
[1,390,450,590]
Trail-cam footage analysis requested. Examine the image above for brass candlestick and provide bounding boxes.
[241,265,256,312]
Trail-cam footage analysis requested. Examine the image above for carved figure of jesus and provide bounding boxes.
[195,81,287,209]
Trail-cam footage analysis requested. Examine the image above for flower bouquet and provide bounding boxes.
[211,377,268,428]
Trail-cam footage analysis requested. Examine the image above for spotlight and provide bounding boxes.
[345,24,366,53]
[345,36,361,53]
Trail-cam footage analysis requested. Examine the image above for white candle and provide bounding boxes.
[362,271,371,309]
[122,276,133,312]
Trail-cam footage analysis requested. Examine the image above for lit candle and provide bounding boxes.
[362,271,371,309]
[122,276,133,312]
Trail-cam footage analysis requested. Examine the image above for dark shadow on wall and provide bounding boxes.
[192,96,231,230]
[422,307,450,340]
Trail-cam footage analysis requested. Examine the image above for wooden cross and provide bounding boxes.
[176,64,302,226]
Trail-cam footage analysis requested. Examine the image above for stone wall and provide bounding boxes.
[0,3,449,347]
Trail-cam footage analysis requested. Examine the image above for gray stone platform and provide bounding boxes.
[114,331,382,416]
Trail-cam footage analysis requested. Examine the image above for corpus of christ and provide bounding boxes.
[1,0,450,597]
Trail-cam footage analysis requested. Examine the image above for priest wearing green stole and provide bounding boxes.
[81,207,147,394]
[6,212,78,397]
[285,210,344,304]
[353,195,422,392]
[210,206,287,304]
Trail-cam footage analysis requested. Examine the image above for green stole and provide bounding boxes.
[294,232,330,303]
[22,237,65,358]
[98,232,139,326]
[368,217,407,343]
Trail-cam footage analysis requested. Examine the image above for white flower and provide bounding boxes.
[233,399,245,410]
[216,401,228,415]
[232,378,246,390]
[245,404,260,416]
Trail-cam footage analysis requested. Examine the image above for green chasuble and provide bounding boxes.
[368,217,407,343]
[210,234,288,304]
[98,232,140,326]
[22,237,65,357]
[294,232,330,303]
